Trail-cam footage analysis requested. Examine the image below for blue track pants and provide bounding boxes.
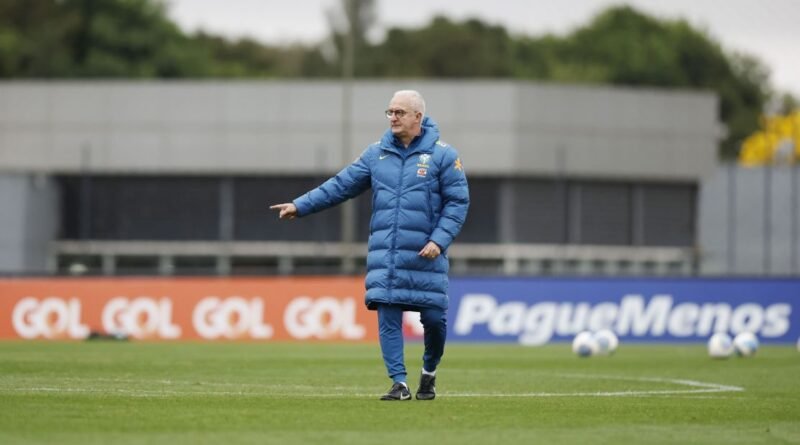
[376,304,447,384]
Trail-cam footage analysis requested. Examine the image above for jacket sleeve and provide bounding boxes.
[292,148,372,217]
[429,148,469,250]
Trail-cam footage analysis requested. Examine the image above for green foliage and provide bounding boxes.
[0,0,322,78]
[364,6,772,157]
[0,1,782,158]
[369,17,514,77]
[504,6,769,157]
[0,0,76,77]
[553,7,679,85]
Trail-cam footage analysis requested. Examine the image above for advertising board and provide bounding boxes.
[448,278,799,344]
[2,277,797,344]
[0,277,376,341]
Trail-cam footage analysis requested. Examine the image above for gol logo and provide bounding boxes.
[193,297,273,339]
[102,297,181,339]
[284,297,365,340]
[12,297,90,339]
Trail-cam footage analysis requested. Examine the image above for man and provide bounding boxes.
[270,90,469,401]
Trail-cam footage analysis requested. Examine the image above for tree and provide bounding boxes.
[739,111,800,166]
[0,0,76,77]
[0,1,781,159]
[507,6,770,158]
[0,0,326,78]
[61,0,214,77]
[368,16,514,78]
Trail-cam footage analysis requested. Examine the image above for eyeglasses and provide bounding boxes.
[385,109,410,118]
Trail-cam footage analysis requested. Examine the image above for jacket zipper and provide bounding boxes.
[388,154,407,304]
[426,181,434,232]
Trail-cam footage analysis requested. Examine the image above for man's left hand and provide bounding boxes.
[418,241,441,260]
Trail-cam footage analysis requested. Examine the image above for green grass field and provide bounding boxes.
[1,341,798,444]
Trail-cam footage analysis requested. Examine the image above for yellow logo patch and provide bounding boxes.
[454,158,463,171]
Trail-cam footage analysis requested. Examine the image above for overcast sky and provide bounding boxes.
[166,0,800,97]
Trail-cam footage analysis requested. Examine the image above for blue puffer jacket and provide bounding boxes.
[293,117,469,310]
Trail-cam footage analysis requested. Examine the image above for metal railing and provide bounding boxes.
[52,240,698,277]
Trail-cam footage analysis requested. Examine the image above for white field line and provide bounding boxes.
[6,376,363,392]
[427,374,744,398]
[559,373,744,394]
[1,374,743,398]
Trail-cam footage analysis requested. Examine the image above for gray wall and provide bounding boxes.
[699,165,800,275]
[0,81,722,275]
[0,81,720,180]
[0,173,59,273]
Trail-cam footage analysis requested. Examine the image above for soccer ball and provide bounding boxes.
[732,332,759,357]
[593,329,619,356]
[708,332,734,359]
[572,331,597,357]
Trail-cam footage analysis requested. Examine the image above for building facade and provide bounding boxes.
[0,81,722,276]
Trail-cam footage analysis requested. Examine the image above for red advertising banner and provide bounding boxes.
[0,277,386,341]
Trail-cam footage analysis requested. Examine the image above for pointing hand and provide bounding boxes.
[270,203,298,220]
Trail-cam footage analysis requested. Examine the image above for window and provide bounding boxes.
[571,182,632,245]
[234,177,342,241]
[639,184,696,246]
[60,176,219,240]
[458,178,499,243]
[513,179,568,243]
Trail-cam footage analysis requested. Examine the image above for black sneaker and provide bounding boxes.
[416,373,436,400]
[380,382,411,401]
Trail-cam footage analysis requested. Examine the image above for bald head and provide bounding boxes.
[392,90,426,119]
[387,90,426,147]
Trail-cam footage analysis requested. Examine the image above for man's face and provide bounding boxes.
[386,97,421,139]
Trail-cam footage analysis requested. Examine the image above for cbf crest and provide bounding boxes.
[417,154,431,178]
[418,154,431,166]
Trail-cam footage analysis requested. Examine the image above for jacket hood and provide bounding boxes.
[381,116,440,154]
